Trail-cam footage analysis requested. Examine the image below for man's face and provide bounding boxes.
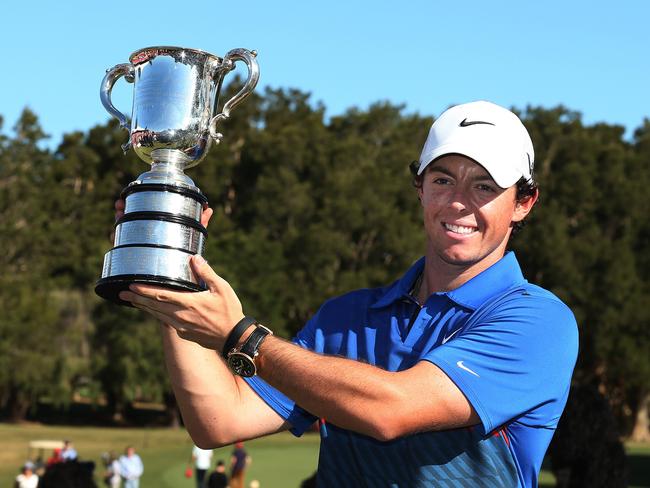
[418,154,534,273]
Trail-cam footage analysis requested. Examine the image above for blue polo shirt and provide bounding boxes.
[246,252,578,487]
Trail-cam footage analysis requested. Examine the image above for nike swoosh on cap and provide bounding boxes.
[456,361,480,377]
[459,118,495,127]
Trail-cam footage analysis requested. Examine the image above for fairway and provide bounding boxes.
[2,423,649,487]
[0,424,319,488]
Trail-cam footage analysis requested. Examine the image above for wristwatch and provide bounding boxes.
[227,324,273,377]
[222,316,258,359]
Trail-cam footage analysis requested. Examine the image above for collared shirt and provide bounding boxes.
[193,445,213,470]
[246,252,578,487]
[61,447,77,461]
[119,454,143,479]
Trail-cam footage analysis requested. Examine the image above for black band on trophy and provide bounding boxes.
[222,317,258,358]
[95,274,207,307]
[121,183,209,205]
[110,243,198,255]
[116,211,208,236]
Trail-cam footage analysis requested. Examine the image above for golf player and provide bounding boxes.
[119,101,578,487]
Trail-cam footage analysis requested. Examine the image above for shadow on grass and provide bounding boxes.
[628,452,650,487]
[539,450,650,488]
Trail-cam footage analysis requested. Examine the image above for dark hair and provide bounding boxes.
[409,160,538,236]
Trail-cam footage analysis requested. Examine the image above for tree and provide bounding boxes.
[513,107,649,439]
[0,109,71,420]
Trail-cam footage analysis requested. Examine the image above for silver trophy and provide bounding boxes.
[95,46,259,305]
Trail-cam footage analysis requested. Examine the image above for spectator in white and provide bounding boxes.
[119,446,144,488]
[14,462,38,488]
[105,451,122,488]
[191,444,214,488]
[61,440,78,461]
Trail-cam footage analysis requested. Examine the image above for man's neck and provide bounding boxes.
[418,249,507,303]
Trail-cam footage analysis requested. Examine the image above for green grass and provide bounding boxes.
[0,423,319,488]
[1,423,648,487]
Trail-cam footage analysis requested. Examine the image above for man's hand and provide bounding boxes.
[118,256,244,351]
[115,197,224,349]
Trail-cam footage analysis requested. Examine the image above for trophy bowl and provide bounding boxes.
[95,46,259,306]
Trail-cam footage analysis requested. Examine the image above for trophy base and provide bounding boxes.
[95,274,206,307]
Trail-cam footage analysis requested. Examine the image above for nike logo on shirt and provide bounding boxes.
[457,361,480,377]
[442,328,461,344]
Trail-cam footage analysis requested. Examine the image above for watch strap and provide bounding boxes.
[240,325,272,359]
[222,316,257,358]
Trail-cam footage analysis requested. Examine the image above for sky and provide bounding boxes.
[1,0,648,149]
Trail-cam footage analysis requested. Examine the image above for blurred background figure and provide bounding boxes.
[300,471,317,488]
[46,448,63,467]
[38,460,97,488]
[61,440,78,461]
[229,442,251,488]
[119,446,143,488]
[190,443,213,488]
[102,451,122,488]
[14,462,38,488]
[207,460,228,488]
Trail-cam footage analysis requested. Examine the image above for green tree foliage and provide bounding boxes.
[0,110,70,419]
[512,108,650,436]
[0,92,647,438]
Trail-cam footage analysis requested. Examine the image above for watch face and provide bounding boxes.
[227,352,256,377]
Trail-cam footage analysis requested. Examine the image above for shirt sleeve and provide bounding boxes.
[422,293,578,435]
[243,313,321,436]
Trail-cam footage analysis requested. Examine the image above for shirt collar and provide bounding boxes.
[370,257,425,309]
[370,252,526,311]
[445,252,526,310]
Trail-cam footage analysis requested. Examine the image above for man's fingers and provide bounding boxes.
[190,255,223,292]
[200,206,214,228]
[127,284,190,303]
[115,199,125,222]
[120,288,185,315]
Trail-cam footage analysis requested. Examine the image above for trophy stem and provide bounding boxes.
[135,161,198,190]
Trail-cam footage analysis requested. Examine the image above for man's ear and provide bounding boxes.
[512,188,539,222]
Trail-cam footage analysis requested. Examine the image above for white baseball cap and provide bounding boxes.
[417,101,535,188]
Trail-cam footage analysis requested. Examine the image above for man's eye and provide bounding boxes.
[433,178,450,185]
[477,184,495,192]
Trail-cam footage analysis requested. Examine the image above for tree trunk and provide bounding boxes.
[6,387,30,422]
[164,391,182,428]
[630,390,650,442]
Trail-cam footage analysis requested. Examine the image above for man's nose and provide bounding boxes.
[447,188,470,211]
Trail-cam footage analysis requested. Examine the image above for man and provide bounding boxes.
[207,460,228,488]
[229,442,251,488]
[119,446,143,488]
[120,101,578,487]
[61,440,78,461]
[191,443,213,488]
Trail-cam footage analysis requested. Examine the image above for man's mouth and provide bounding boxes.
[443,223,478,235]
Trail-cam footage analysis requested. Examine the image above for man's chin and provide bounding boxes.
[439,253,478,268]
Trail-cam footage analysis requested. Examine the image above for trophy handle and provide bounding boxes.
[100,63,135,152]
[209,49,260,143]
